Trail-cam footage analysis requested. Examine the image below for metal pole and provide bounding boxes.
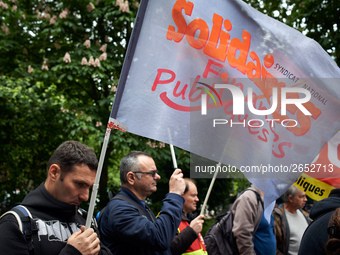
[200,162,221,216]
[170,144,178,169]
[85,118,127,229]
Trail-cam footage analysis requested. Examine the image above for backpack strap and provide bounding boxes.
[113,194,149,219]
[97,193,150,228]
[0,205,39,255]
[246,189,264,208]
[78,208,99,233]
[239,189,264,233]
[237,188,263,208]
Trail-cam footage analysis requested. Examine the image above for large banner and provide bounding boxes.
[294,132,340,201]
[111,0,340,208]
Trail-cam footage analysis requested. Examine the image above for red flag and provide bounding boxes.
[295,132,340,201]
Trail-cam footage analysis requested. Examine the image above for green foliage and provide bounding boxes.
[244,0,340,66]
[0,0,141,212]
[0,0,338,216]
[286,0,340,64]
[0,76,98,210]
[202,218,216,236]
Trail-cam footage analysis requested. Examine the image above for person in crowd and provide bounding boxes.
[170,178,207,255]
[232,184,276,255]
[298,189,340,255]
[0,140,112,255]
[99,151,186,255]
[273,185,310,255]
[325,207,340,255]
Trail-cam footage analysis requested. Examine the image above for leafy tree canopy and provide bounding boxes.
[1,0,338,215]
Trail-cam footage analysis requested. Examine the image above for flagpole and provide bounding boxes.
[85,118,127,229]
[170,144,178,169]
[85,132,109,230]
[170,140,219,216]
[200,162,221,216]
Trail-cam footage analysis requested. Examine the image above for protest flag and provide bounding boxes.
[110,0,340,211]
[294,131,340,201]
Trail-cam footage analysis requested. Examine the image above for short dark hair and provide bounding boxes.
[184,178,197,194]
[47,141,98,178]
[120,151,152,184]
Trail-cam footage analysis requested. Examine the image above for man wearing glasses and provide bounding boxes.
[99,151,186,255]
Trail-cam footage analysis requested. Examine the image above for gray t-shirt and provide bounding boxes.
[285,209,308,255]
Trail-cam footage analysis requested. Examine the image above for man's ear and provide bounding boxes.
[48,164,61,182]
[126,172,136,185]
[288,194,294,203]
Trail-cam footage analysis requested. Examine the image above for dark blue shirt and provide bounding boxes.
[253,212,276,255]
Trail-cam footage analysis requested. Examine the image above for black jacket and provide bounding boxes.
[273,204,310,255]
[298,189,340,255]
[170,212,199,255]
[0,183,112,255]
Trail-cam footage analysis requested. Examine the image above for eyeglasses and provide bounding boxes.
[132,170,158,177]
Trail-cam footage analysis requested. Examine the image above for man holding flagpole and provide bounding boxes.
[170,178,207,255]
[0,140,112,255]
[99,151,186,255]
